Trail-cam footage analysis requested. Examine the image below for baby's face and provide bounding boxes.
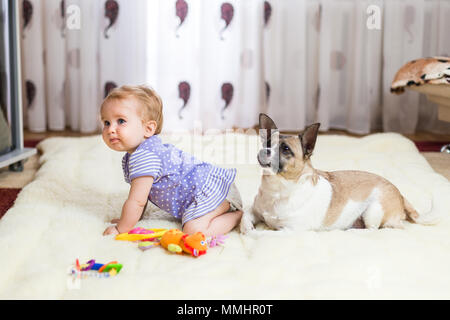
[101,98,150,153]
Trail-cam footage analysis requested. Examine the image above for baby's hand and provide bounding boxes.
[103,225,120,236]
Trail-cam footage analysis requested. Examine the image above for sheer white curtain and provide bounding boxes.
[21,0,450,134]
[315,0,384,134]
[383,0,450,133]
[146,0,264,132]
[21,0,147,133]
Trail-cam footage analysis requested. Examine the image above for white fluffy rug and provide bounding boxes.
[1,132,450,299]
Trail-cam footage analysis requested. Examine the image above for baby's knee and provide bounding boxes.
[182,220,205,235]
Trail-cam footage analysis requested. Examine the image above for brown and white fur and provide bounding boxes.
[240,113,421,233]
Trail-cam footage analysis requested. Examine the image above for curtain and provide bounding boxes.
[383,0,450,133]
[147,0,264,132]
[21,0,450,134]
[21,0,147,133]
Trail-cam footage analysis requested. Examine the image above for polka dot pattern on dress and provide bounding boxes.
[122,135,236,223]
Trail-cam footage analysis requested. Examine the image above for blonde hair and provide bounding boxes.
[101,85,164,134]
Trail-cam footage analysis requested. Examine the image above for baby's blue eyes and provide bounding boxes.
[103,119,126,126]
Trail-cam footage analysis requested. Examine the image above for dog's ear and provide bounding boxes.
[259,113,278,147]
[259,113,278,130]
[300,123,320,159]
[259,113,278,137]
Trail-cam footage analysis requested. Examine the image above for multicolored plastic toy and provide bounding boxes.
[138,241,160,251]
[113,227,228,256]
[160,229,208,257]
[208,234,229,248]
[70,259,123,279]
[115,227,168,242]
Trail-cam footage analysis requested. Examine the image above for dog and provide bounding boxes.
[240,113,422,233]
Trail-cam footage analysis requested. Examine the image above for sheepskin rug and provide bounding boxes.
[1,132,449,299]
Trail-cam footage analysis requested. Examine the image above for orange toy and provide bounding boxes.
[160,229,208,257]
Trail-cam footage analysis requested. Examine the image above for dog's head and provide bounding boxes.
[257,113,320,180]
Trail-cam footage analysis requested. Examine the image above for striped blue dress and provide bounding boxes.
[122,135,236,226]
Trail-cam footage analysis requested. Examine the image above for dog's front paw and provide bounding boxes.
[239,216,255,234]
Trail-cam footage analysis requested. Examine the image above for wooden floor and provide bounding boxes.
[24,129,99,140]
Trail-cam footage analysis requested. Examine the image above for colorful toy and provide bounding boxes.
[138,241,160,251]
[160,229,208,257]
[208,234,229,248]
[70,259,122,279]
[115,227,168,242]
[113,226,228,256]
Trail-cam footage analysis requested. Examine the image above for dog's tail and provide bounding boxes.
[403,197,440,225]
[403,198,419,223]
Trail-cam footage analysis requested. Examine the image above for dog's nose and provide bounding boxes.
[258,149,271,167]
[258,148,271,160]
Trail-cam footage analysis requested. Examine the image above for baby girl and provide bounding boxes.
[101,85,243,237]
